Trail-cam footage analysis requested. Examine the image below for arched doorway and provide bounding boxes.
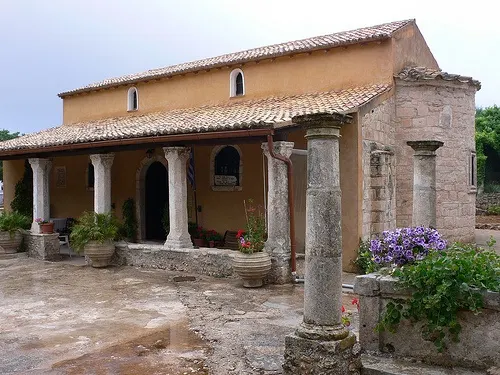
[145,161,168,241]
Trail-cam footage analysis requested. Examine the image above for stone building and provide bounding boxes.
[0,19,479,273]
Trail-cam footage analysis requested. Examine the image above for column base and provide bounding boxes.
[164,236,193,249]
[23,232,61,261]
[283,330,361,375]
[265,251,292,284]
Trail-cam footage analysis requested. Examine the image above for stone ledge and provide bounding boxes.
[113,242,236,278]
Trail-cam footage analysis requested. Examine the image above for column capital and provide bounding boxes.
[163,146,191,162]
[90,153,115,168]
[261,141,294,159]
[28,158,51,169]
[407,140,444,155]
[293,113,352,139]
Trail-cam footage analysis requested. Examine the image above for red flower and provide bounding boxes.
[236,229,245,239]
[351,298,360,311]
[341,305,345,313]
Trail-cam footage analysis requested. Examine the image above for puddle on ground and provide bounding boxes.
[51,321,210,375]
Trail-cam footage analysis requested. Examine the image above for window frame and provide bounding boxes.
[127,87,139,111]
[229,69,245,97]
[469,150,477,192]
[210,145,243,191]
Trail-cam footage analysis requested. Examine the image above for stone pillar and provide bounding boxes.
[28,158,52,233]
[163,147,193,249]
[90,153,115,214]
[284,113,360,375]
[407,141,443,228]
[262,141,294,284]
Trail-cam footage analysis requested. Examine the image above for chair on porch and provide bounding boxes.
[222,230,240,250]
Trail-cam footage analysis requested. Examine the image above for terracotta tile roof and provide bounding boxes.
[0,84,390,153]
[396,66,481,89]
[58,19,412,97]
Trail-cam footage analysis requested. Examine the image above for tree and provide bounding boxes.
[0,129,20,180]
[475,105,500,189]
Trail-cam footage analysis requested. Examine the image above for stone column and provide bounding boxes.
[262,141,294,284]
[28,158,52,233]
[284,113,360,375]
[407,140,443,228]
[163,147,193,249]
[90,153,115,214]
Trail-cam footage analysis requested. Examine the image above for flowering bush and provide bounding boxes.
[205,229,223,242]
[370,227,446,267]
[236,200,266,254]
[191,226,207,240]
[341,298,360,327]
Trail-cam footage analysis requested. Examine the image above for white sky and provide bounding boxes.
[0,0,498,133]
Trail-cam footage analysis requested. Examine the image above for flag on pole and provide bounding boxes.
[188,148,196,190]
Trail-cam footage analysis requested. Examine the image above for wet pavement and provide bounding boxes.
[0,256,359,374]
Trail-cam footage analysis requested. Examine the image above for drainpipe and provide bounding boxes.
[266,135,297,277]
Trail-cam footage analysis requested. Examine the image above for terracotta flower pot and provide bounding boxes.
[0,230,23,254]
[39,223,54,234]
[232,251,272,288]
[192,238,207,248]
[84,240,115,268]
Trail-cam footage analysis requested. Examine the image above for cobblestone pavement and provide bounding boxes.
[0,256,359,375]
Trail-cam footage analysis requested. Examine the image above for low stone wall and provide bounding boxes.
[477,192,500,214]
[354,274,500,370]
[112,242,237,278]
[23,232,60,261]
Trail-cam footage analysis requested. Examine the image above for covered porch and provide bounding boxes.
[0,85,389,276]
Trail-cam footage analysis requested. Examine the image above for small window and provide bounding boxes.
[215,146,240,186]
[229,69,245,97]
[469,151,477,189]
[210,145,243,191]
[127,87,138,111]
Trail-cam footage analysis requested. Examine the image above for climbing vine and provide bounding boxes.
[11,160,33,219]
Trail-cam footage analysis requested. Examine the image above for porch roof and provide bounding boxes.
[0,84,390,158]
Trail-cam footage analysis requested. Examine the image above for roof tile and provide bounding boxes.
[1,84,390,153]
[58,20,412,97]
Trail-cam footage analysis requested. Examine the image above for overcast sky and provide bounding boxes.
[1,0,498,134]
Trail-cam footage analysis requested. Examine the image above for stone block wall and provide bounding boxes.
[354,274,500,371]
[23,232,61,261]
[361,96,397,238]
[394,80,477,242]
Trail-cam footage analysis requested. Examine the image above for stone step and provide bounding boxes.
[362,354,490,375]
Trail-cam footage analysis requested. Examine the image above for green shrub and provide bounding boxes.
[120,198,137,242]
[484,183,500,193]
[377,243,500,351]
[11,161,33,219]
[354,239,380,274]
[487,205,500,215]
[0,211,31,234]
[70,212,120,253]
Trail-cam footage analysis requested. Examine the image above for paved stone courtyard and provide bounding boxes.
[0,255,358,375]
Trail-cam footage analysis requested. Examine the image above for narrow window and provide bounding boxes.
[470,151,477,188]
[236,73,244,96]
[229,69,245,97]
[127,87,139,111]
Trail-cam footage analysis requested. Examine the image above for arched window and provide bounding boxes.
[211,145,243,191]
[229,69,245,97]
[127,87,138,111]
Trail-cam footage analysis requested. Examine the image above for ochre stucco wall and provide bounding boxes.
[392,23,439,74]
[62,41,394,124]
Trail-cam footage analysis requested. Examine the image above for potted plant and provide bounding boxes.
[191,226,207,248]
[232,200,271,288]
[0,211,31,253]
[205,229,223,248]
[35,218,54,234]
[70,212,119,268]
